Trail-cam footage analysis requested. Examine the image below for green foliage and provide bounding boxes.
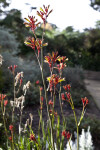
[90,0,100,11]
[0,0,11,15]
[0,0,10,8]
[0,116,7,149]
[0,27,19,53]
[0,66,13,94]
[0,9,26,41]
[0,68,5,91]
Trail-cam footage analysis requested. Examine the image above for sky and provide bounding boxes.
[7,0,100,31]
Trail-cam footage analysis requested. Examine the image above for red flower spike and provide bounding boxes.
[81,97,89,107]
[8,65,13,72]
[4,100,8,107]
[0,94,6,102]
[24,37,43,57]
[63,85,68,91]
[37,5,53,23]
[30,133,36,142]
[48,100,53,106]
[62,130,66,137]
[24,37,35,50]
[41,96,44,102]
[47,74,65,91]
[24,16,40,31]
[20,78,22,86]
[63,84,71,91]
[56,63,66,73]
[44,52,58,69]
[67,84,71,90]
[61,93,66,100]
[8,136,12,141]
[9,125,13,131]
[40,87,43,91]
[36,80,39,85]
[8,65,17,74]
[66,132,71,140]
[14,65,17,70]
[65,92,71,100]
[62,130,71,140]
[57,56,68,63]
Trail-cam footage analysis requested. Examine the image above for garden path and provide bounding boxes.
[84,70,100,111]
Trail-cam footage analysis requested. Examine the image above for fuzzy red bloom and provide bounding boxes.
[9,125,13,131]
[81,97,89,107]
[24,37,45,57]
[62,130,66,137]
[56,63,66,73]
[61,93,66,100]
[63,85,67,91]
[47,74,65,91]
[41,96,44,102]
[57,56,68,63]
[66,132,71,139]
[40,87,43,91]
[65,92,71,100]
[36,80,39,85]
[20,78,23,86]
[37,5,53,23]
[62,130,71,140]
[8,65,17,74]
[30,133,36,142]
[63,84,71,91]
[44,52,58,69]
[48,100,53,106]
[24,16,40,31]
[0,94,6,101]
[4,100,8,106]
[8,136,12,141]
[24,37,35,50]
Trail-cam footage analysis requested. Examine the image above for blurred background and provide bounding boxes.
[0,0,100,149]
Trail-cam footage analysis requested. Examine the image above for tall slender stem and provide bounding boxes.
[12,74,15,123]
[59,82,66,127]
[1,102,8,138]
[72,106,79,150]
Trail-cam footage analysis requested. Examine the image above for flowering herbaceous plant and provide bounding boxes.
[0,5,90,150]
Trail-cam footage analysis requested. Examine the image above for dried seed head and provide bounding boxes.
[23,81,31,95]
[0,55,3,66]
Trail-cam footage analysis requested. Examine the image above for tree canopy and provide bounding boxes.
[90,0,100,11]
[0,0,11,14]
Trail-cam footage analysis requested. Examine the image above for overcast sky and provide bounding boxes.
[8,0,100,31]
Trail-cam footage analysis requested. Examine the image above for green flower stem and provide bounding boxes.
[34,22,54,149]
[78,106,85,126]
[59,82,66,127]
[12,74,15,123]
[70,97,79,150]
[38,87,42,131]
[41,46,55,150]
[68,139,72,150]
[11,131,14,150]
[1,102,8,138]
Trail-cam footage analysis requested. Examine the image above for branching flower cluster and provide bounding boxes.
[0,5,90,150]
